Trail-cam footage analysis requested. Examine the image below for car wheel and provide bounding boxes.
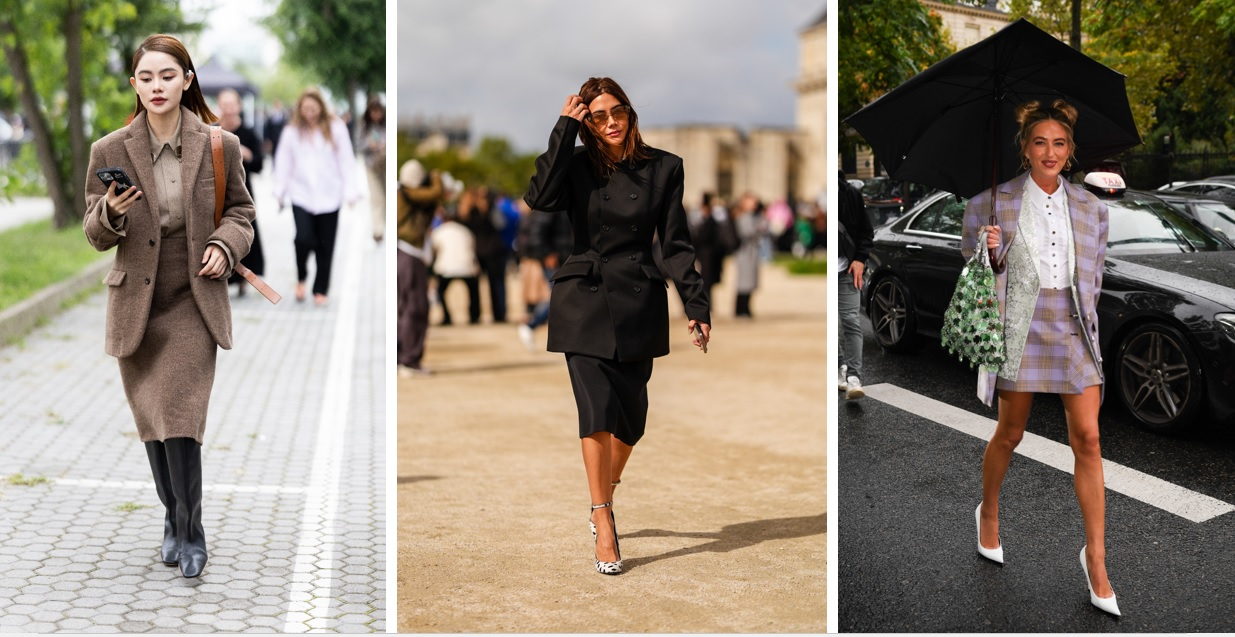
[869,275,919,352]
[1114,322,1204,434]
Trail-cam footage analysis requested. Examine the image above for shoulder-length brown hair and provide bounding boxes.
[291,87,336,146]
[129,34,216,124]
[577,77,652,180]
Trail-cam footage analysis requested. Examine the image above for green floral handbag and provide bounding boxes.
[942,229,1006,370]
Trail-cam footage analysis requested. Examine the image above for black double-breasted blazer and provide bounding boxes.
[525,116,711,361]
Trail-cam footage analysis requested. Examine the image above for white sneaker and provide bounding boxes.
[398,365,433,378]
[845,376,865,400]
[518,324,535,351]
[838,365,848,392]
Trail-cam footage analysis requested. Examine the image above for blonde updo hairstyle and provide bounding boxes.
[1014,98,1079,172]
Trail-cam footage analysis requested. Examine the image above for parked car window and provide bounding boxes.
[1106,197,1228,255]
[906,197,950,234]
[1186,201,1235,242]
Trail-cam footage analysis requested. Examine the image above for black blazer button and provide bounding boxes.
[601,256,609,263]
[149,239,155,246]
[629,193,637,200]
[634,286,642,292]
[145,277,151,284]
[627,255,635,260]
[630,225,637,231]
[602,225,610,231]
[589,286,598,292]
[603,194,610,200]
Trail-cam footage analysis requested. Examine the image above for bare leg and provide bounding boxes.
[608,438,634,500]
[979,390,1034,549]
[582,433,618,562]
[1061,385,1112,598]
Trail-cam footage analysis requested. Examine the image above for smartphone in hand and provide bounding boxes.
[95,167,133,195]
[694,324,707,354]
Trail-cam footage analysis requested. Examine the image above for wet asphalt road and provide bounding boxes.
[838,318,1235,632]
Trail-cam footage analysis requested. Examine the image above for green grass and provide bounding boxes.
[772,254,829,275]
[7,473,49,486]
[0,218,104,312]
[114,502,151,513]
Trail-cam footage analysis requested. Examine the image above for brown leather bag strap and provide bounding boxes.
[211,127,225,227]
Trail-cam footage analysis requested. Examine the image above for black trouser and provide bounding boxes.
[480,253,508,323]
[437,275,480,325]
[397,251,430,367]
[292,206,340,296]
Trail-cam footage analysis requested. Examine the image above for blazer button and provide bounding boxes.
[627,255,635,260]
[589,286,598,292]
[629,193,637,200]
[149,239,155,247]
[634,286,642,292]
[145,277,151,285]
[630,225,637,231]
[602,225,610,231]
[601,256,609,263]
[603,194,610,200]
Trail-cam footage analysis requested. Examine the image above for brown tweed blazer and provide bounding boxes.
[83,107,255,358]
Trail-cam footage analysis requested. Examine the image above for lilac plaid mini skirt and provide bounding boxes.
[996,287,1101,395]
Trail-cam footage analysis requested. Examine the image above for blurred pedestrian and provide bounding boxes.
[689,192,726,306]
[517,200,573,351]
[462,186,509,323]
[525,77,710,576]
[431,199,480,326]
[732,192,764,318]
[216,88,265,297]
[263,99,287,158]
[274,87,359,305]
[397,159,441,377]
[84,34,255,579]
[838,170,873,401]
[361,96,386,243]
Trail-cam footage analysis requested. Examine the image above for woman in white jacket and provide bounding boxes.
[275,87,359,305]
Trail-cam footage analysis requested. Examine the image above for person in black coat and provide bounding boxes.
[525,77,710,576]
[217,89,265,295]
[838,170,874,400]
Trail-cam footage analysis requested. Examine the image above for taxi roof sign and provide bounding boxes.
[1083,171,1127,197]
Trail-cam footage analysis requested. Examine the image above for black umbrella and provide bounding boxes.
[845,18,1141,200]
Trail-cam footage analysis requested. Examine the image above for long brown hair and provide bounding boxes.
[1014,98,1079,172]
[577,77,652,180]
[129,34,216,124]
[291,87,335,146]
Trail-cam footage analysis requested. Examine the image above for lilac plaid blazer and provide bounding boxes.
[961,172,1109,406]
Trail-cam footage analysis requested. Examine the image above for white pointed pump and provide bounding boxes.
[975,503,1004,564]
[1080,545,1120,616]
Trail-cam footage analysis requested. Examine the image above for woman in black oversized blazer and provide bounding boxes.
[525,77,711,575]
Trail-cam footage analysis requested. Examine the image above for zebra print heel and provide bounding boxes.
[590,501,622,575]
[591,481,621,538]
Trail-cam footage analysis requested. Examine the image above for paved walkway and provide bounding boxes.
[398,261,826,631]
[0,162,386,632]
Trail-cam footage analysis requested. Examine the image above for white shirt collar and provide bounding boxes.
[1025,174,1064,210]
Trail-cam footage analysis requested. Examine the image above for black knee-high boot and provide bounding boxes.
[164,438,207,578]
[143,441,179,566]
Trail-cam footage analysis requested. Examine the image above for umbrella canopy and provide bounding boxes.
[845,18,1141,199]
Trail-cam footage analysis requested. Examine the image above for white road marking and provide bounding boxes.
[863,383,1235,523]
[282,210,363,633]
[27,477,305,495]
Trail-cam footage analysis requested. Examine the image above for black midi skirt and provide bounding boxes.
[565,353,654,446]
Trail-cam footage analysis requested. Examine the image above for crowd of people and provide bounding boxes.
[394,158,827,377]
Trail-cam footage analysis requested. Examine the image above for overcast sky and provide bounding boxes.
[399,0,824,153]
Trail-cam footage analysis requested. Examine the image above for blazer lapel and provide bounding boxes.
[122,112,159,231]
[178,108,208,244]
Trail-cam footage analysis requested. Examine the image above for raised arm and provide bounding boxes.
[524,95,589,212]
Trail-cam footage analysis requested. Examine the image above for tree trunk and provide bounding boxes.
[65,0,88,228]
[0,15,73,228]
[347,77,361,147]
[1071,0,1082,51]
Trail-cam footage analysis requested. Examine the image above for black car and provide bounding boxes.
[862,175,1235,434]
[1155,190,1235,247]
[859,177,934,226]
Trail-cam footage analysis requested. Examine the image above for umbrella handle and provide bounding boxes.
[988,213,1006,274]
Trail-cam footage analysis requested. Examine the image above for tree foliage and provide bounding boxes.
[263,0,385,128]
[838,0,952,155]
[0,0,195,227]
[396,132,538,197]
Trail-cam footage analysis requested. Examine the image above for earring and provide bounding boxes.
[1021,156,1030,170]
[1064,159,1072,171]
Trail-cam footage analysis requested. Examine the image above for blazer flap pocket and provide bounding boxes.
[103,269,126,286]
[551,261,593,282]
[640,265,666,281]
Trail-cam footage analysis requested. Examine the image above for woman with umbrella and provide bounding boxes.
[964,99,1118,616]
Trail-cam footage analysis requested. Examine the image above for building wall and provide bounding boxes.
[797,14,827,200]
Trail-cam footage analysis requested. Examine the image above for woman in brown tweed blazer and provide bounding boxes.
[83,34,254,579]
